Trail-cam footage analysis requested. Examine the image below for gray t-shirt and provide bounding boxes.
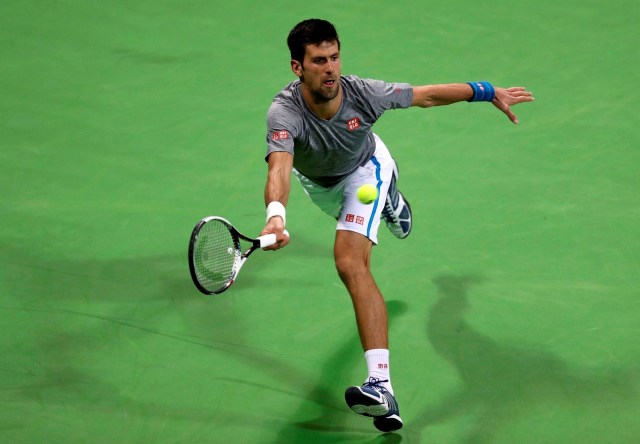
[265,75,414,187]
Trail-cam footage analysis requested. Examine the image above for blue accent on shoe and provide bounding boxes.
[344,378,403,432]
[381,159,413,239]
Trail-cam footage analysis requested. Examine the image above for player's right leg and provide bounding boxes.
[333,230,403,433]
[344,377,403,432]
[293,163,404,432]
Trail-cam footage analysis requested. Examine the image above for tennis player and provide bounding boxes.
[260,19,533,432]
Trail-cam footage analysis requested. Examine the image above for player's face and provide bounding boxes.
[294,40,341,103]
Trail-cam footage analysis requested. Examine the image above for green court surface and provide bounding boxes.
[2,1,639,443]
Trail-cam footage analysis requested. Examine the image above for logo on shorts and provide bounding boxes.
[345,214,365,225]
[271,131,288,140]
[347,117,360,131]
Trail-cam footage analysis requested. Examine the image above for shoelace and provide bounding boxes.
[383,199,407,230]
[383,180,401,219]
[363,377,390,390]
[383,200,400,222]
[364,378,399,414]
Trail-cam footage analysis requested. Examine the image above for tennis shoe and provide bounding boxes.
[381,160,412,239]
[345,378,403,432]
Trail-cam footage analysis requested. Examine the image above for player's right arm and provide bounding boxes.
[261,151,293,250]
[262,95,300,250]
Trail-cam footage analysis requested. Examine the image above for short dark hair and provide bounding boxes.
[287,19,341,63]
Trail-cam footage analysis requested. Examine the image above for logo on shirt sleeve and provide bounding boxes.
[272,131,289,140]
[347,117,360,131]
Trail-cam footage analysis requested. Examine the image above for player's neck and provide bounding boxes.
[301,86,342,120]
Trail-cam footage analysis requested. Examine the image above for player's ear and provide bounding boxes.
[291,59,303,78]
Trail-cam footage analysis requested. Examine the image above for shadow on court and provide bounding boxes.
[0,246,211,416]
[1,244,312,434]
[272,299,410,443]
[1,241,406,442]
[412,274,639,444]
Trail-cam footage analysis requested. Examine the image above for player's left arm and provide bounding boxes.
[411,83,534,124]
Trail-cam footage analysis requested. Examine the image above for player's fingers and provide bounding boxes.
[263,231,290,251]
[503,106,519,124]
[494,99,519,124]
[277,231,290,248]
[508,88,534,101]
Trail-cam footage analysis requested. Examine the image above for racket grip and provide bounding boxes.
[258,230,290,248]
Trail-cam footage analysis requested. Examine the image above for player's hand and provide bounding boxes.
[492,87,534,124]
[260,217,290,251]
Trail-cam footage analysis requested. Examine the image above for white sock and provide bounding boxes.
[365,349,393,395]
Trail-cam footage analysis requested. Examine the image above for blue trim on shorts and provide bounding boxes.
[367,156,383,238]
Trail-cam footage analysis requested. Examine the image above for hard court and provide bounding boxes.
[1,1,639,443]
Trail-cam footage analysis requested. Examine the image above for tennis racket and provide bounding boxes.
[188,216,287,295]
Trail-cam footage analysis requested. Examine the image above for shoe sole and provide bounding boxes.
[373,414,403,432]
[345,386,389,417]
[398,193,412,239]
[384,158,412,239]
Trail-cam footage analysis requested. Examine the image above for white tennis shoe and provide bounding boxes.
[344,378,403,432]
[381,160,412,239]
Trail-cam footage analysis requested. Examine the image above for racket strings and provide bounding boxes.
[193,221,238,292]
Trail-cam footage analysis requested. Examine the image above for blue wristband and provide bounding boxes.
[467,81,495,102]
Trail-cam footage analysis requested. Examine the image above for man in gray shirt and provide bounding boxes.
[260,19,533,432]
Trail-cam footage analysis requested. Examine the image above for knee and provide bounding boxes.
[334,250,370,281]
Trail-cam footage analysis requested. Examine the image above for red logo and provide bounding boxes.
[272,131,288,140]
[347,117,360,131]
[378,363,388,369]
[345,214,365,225]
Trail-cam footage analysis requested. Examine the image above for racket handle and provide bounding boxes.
[258,230,290,248]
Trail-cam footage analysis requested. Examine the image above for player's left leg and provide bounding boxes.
[381,157,413,239]
[373,134,413,239]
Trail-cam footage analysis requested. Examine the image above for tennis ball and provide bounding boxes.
[357,184,378,204]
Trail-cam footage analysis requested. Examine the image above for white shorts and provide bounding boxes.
[293,134,395,245]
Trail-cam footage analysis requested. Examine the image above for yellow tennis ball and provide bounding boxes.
[357,184,378,204]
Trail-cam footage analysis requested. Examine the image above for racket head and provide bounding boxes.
[188,216,241,295]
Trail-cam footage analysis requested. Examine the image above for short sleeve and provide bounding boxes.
[346,76,414,119]
[265,101,298,160]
